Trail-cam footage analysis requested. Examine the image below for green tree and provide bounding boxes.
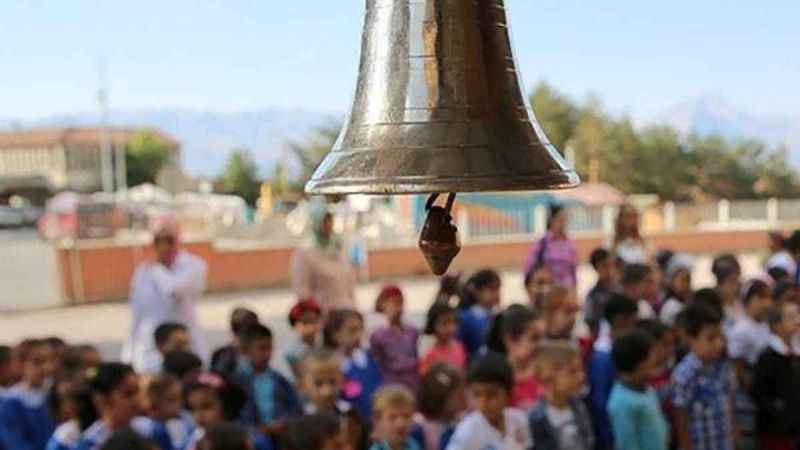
[125,130,171,187]
[219,149,261,206]
[530,81,579,151]
[287,124,340,185]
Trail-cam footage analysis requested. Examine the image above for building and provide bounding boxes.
[0,127,181,204]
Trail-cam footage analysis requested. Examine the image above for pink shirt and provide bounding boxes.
[511,374,543,411]
[419,340,467,375]
[524,232,578,288]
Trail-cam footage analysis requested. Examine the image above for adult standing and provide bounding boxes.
[290,201,356,311]
[524,204,578,289]
[122,217,209,373]
[608,203,650,265]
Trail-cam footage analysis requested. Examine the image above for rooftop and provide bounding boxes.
[0,127,179,150]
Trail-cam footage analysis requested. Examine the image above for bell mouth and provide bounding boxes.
[305,170,580,195]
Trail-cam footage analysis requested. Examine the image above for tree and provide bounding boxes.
[287,124,340,185]
[219,149,261,206]
[125,130,171,187]
[530,82,579,151]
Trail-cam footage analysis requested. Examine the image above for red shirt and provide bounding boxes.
[511,374,543,411]
[419,340,467,375]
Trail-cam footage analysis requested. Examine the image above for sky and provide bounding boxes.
[1,1,799,121]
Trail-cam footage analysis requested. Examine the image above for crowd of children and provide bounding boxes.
[3,230,800,450]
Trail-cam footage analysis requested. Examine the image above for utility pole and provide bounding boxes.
[97,59,115,192]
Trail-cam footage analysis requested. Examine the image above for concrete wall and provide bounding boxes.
[54,228,774,305]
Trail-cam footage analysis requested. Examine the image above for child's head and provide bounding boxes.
[622,263,657,301]
[604,294,639,336]
[524,264,554,310]
[711,254,742,302]
[198,423,254,450]
[323,309,364,353]
[461,269,501,310]
[162,350,203,383]
[375,285,405,324]
[466,352,513,426]
[281,412,347,450]
[540,286,579,339]
[230,307,260,344]
[418,363,466,422]
[742,279,773,322]
[143,373,183,421]
[533,342,584,403]
[424,301,459,343]
[288,299,322,343]
[45,336,68,370]
[767,301,800,342]
[298,349,343,413]
[239,324,273,372]
[635,319,674,372]
[372,385,416,447]
[48,375,85,424]
[17,338,56,387]
[486,304,542,365]
[681,303,725,363]
[101,428,159,450]
[154,323,190,355]
[773,281,799,304]
[693,288,724,316]
[664,254,693,300]
[591,248,621,286]
[87,362,141,429]
[185,373,246,429]
[612,330,656,385]
[0,344,20,387]
[63,344,102,377]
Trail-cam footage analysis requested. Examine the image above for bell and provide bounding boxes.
[305,0,580,195]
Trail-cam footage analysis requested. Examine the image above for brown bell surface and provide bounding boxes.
[306,0,580,195]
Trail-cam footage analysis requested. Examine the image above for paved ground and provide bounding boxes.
[0,229,60,311]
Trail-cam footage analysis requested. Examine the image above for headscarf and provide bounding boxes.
[308,199,341,256]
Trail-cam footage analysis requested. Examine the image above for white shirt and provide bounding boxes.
[607,237,648,265]
[766,250,797,276]
[446,409,531,450]
[122,250,208,372]
[659,297,685,327]
[728,315,771,366]
[637,299,655,319]
[547,404,586,450]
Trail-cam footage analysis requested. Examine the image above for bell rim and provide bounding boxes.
[304,171,581,195]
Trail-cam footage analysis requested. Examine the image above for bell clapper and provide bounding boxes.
[418,192,462,276]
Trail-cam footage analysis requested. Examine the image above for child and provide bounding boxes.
[752,302,800,450]
[369,385,420,450]
[622,264,658,319]
[486,304,543,411]
[323,309,382,421]
[658,254,693,326]
[607,331,669,450]
[524,264,554,312]
[211,307,260,379]
[413,363,466,450]
[62,345,102,378]
[420,301,466,375]
[587,294,638,450]
[139,374,195,450]
[729,279,773,366]
[529,342,593,450]
[162,350,203,384]
[101,429,159,450]
[370,286,420,390]
[445,352,531,450]
[711,253,743,332]
[281,413,348,450]
[540,286,579,341]
[233,324,301,439]
[584,248,621,337]
[0,339,56,450]
[284,299,322,381]
[74,362,143,450]
[142,323,190,374]
[458,270,501,359]
[0,344,19,392]
[197,423,256,450]
[671,303,736,450]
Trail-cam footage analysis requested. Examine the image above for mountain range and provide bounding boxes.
[1,96,798,176]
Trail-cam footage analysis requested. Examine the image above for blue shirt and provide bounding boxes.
[587,349,616,450]
[133,413,196,450]
[671,353,737,450]
[46,420,81,450]
[458,306,493,359]
[0,383,56,450]
[233,362,301,427]
[341,348,382,421]
[369,438,422,450]
[607,383,668,450]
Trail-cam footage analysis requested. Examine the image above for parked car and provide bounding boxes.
[0,206,26,228]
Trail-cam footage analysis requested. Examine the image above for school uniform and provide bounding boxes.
[369,438,422,450]
[133,412,196,450]
[232,361,301,428]
[528,398,594,450]
[584,282,614,336]
[728,314,771,446]
[607,382,669,450]
[0,382,56,450]
[410,414,456,450]
[340,348,382,421]
[587,334,616,450]
[751,335,800,449]
[458,306,494,359]
[0,387,7,450]
[370,324,420,391]
[45,420,81,450]
[186,427,273,450]
[445,409,531,450]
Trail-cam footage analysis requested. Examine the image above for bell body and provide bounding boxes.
[306,0,580,195]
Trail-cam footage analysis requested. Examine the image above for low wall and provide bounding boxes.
[55,229,773,304]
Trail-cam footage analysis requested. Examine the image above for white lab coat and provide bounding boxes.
[121,250,209,372]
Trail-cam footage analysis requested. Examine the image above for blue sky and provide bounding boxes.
[1,1,799,120]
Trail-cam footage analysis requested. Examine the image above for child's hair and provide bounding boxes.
[768,267,790,284]
[742,279,770,306]
[230,307,260,337]
[424,300,458,335]
[322,309,363,349]
[711,254,741,284]
[533,342,579,383]
[100,428,158,450]
[693,288,723,316]
[486,304,538,354]
[655,249,675,273]
[76,363,134,426]
[153,323,187,349]
[288,298,322,327]
[417,363,463,419]
[372,384,415,418]
[198,423,252,450]
[0,345,11,366]
[239,323,273,348]
[458,269,501,310]
[590,248,611,270]
[681,303,722,337]
[774,281,796,302]
[766,303,790,331]
[603,294,639,325]
[375,284,404,313]
[540,285,570,315]
[62,344,99,375]
[184,372,246,421]
[622,263,652,287]
[45,336,68,350]
[300,348,340,374]
[612,330,653,374]
[48,375,94,428]
[144,373,180,399]
[635,319,669,341]
[16,338,48,362]
[435,273,463,306]
[524,263,552,287]
[281,412,341,450]
[466,351,514,392]
[162,350,202,380]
